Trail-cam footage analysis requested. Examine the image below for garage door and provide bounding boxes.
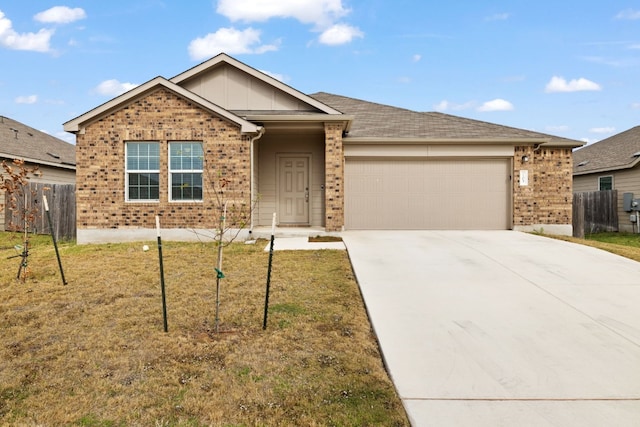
[345,158,511,230]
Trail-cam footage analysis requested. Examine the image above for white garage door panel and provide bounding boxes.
[345,159,510,230]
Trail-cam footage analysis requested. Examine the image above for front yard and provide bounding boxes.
[0,232,409,426]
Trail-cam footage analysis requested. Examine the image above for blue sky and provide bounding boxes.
[1,1,639,146]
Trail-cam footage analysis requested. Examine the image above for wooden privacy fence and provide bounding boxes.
[573,190,618,238]
[4,183,76,240]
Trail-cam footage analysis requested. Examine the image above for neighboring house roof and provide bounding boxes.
[0,115,76,169]
[64,76,261,134]
[573,126,640,176]
[311,92,584,148]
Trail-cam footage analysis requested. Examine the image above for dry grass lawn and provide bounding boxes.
[0,232,409,426]
[546,232,640,262]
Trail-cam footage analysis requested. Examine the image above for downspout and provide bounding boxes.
[249,127,266,232]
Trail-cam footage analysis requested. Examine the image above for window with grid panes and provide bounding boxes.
[169,142,203,201]
[126,142,160,201]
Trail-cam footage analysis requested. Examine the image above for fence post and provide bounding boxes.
[573,193,585,239]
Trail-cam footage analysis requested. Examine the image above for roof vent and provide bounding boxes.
[47,152,60,159]
[577,160,589,167]
[633,152,640,157]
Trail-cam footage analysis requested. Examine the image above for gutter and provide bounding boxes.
[0,152,76,170]
[249,127,266,231]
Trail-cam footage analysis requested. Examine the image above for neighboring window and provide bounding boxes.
[598,175,613,191]
[126,142,160,201]
[169,142,203,201]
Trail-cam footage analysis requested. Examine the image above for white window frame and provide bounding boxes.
[168,142,204,202]
[125,142,160,202]
[598,175,613,191]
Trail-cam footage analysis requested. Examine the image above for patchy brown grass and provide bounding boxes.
[544,232,640,262]
[0,232,408,426]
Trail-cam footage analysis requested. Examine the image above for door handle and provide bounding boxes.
[305,187,309,202]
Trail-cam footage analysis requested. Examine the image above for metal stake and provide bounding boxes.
[263,213,276,330]
[156,216,168,333]
[43,196,67,285]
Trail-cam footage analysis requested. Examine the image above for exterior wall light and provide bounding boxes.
[521,155,529,163]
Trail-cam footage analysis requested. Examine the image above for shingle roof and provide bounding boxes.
[311,92,583,147]
[0,116,75,169]
[573,126,640,175]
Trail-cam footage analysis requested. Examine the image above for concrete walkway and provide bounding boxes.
[341,231,640,426]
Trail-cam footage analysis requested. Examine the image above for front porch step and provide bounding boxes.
[249,226,341,240]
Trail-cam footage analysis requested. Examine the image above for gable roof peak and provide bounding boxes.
[172,54,342,115]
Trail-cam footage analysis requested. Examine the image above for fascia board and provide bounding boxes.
[573,159,640,176]
[0,152,76,169]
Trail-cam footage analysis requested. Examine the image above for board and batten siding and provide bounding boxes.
[574,167,640,232]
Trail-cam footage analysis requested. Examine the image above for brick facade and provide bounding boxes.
[513,145,573,228]
[75,88,251,231]
[74,89,574,237]
[324,123,344,232]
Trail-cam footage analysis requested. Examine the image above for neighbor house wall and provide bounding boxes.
[513,146,573,235]
[574,167,640,233]
[75,87,251,243]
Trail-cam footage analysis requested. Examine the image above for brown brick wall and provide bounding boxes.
[324,123,344,231]
[513,146,573,227]
[75,88,251,230]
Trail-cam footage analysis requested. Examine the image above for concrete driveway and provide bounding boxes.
[341,231,640,426]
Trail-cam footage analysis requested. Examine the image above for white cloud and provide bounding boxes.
[412,54,422,62]
[259,69,287,82]
[215,0,361,46]
[546,125,569,133]
[188,27,279,60]
[94,79,138,96]
[589,127,615,134]
[615,9,640,20]
[486,13,510,21]
[433,100,475,111]
[216,0,349,28]
[0,10,53,52]
[318,23,363,45]
[15,94,37,104]
[34,6,86,24]
[632,102,640,109]
[544,76,602,93]
[477,98,514,112]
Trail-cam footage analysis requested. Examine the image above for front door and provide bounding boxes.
[278,156,309,225]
